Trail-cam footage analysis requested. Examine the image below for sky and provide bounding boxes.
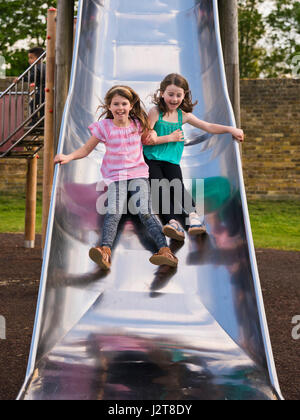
[259,0,275,16]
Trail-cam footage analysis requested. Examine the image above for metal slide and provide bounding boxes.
[18,0,283,400]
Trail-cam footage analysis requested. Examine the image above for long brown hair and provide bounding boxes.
[98,85,150,133]
[153,73,198,115]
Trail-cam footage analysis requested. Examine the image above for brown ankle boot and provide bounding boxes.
[89,246,111,270]
[149,247,178,268]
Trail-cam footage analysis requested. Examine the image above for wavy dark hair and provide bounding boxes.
[98,85,150,133]
[153,73,198,115]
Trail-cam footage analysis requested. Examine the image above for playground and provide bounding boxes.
[1,0,299,401]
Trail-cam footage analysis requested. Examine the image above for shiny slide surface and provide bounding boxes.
[18,0,283,400]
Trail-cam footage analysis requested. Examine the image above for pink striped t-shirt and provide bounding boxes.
[88,119,149,184]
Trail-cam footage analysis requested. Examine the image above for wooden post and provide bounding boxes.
[24,155,38,249]
[218,0,241,129]
[42,8,56,249]
[55,0,74,151]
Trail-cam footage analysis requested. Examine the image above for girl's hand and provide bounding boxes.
[54,154,72,165]
[168,129,185,143]
[231,128,244,143]
[142,130,157,145]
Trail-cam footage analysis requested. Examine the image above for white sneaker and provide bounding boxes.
[188,212,206,236]
[162,219,185,242]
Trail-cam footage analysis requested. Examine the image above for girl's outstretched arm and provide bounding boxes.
[185,113,244,142]
[54,135,100,165]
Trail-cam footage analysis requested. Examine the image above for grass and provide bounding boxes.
[248,200,300,251]
[0,192,42,234]
[0,192,299,251]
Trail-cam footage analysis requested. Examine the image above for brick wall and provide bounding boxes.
[0,78,14,90]
[241,78,300,200]
[0,156,44,194]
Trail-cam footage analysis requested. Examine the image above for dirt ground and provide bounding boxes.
[0,233,299,400]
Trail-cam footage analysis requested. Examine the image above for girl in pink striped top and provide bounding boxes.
[54,85,178,271]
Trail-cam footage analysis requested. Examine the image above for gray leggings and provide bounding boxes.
[101,178,167,250]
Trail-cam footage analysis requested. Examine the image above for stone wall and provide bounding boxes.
[241,78,300,200]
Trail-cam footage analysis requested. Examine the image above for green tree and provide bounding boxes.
[264,0,300,77]
[238,0,267,78]
[238,0,300,78]
[0,1,57,76]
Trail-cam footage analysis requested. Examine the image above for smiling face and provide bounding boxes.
[108,94,133,126]
[162,84,185,112]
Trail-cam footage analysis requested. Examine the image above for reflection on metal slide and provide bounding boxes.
[18,0,283,400]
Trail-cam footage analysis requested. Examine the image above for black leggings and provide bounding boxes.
[144,157,196,225]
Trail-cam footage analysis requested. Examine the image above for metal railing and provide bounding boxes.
[0,52,46,157]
